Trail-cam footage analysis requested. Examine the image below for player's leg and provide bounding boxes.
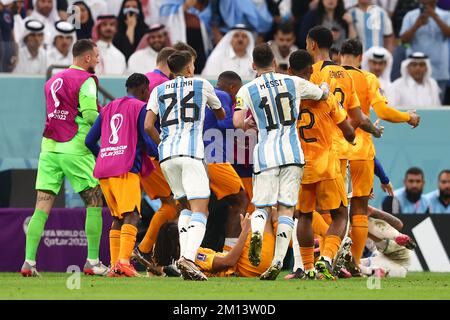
[240,176,255,213]
[349,160,374,265]
[250,168,278,267]
[22,152,63,277]
[285,215,306,280]
[109,217,122,270]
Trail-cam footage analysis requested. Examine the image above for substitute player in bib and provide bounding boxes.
[86,73,156,277]
[21,39,107,277]
[289,49,356,280]
[339,39,421,266]
[233,44,327,280]
[145,50,226,281]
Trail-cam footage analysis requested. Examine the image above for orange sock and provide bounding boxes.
[350,214,369,264]
[138,204,177,253]
[312,211,329,237]
[321,212,332,225]
[322,235,342,261]
[109,229,121,266]
[300,246,315,271]
[118,224,138,263]
[316,234,324,254]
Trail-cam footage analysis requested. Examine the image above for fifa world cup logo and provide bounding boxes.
[109,113,123,144]
[48,78,64,118]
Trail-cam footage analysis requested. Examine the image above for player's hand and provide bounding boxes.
[381,182,394,196]
[319,82,330,100]
[407,110,420,128]
[244,116,257,131]
[372,119,384,138]
[240,212,251,232]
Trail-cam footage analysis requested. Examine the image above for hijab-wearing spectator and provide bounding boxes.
[71,1,94,40]
[128,23,169,74]
[14,18,47,74]
[46,20,76,67]
[113,0,149,61]
[160,0,212,73]
[391,52,441,107]
[202,25,255,79]
[361,46,395,102]
[299,0,356,49]
[92,14,127,74]
[74,0,107,19]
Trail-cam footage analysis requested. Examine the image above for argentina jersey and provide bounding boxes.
[235,72,323,173]
[147,76,222,161]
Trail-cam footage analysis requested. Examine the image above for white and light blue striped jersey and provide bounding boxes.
[425,190,450,214]
[147,76,222,161]
[235,72,323,173]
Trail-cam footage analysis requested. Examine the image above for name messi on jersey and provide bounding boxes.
[165,80,194,89]
[259,79,283,90]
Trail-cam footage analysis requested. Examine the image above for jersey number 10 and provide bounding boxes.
[258,92,295,131]
[160,91,199,127]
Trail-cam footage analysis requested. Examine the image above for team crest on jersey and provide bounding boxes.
[236,97,244,109]
[196,253,207,261]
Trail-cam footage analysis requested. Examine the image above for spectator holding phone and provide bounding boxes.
[113,0,149,61]
[268,21,298,74]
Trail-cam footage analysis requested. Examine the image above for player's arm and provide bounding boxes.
[233,87,250,129]
[85,114,102,157]
[368,207,403,231]
[79,77,99,126]
[216,94,234,130]
[295,77,327,101]
[330,95,355,143]
[358,112,384,138]
[211,213,251,272]
[138,107,159,157]
[374,157,393,196]
[144,89,161,145]
[205,81,226,120]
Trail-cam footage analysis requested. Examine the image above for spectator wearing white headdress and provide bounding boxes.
[391,52,441,107]
[46,20,76,67]
[14,19,47,74]
[361,46,394,102]
[29,0,60,46]
[92,14,126,75]
[201,25,256,79]
[127,24,169,74]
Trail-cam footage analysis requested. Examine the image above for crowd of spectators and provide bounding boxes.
[1,0,450,105]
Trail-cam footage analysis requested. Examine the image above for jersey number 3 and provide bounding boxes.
[160,91,199,127]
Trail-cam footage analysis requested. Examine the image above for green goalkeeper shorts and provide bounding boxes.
[35,152,99,195]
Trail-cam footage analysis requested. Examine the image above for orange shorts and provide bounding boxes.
[140,157,171,199]
[208,163,244,200]
[350,159,374,197]
[99,172,141,219]
[297,178,348,213]
[240,176,255,213]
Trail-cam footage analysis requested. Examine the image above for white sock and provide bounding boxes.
[184,212,207,262]
[251,208,268,238]
[87,258,99,266]
[368,218,400,240]
[272,215,294,266]
[178,209,192,258]
[292,218,303,271]
[25,260,36,267]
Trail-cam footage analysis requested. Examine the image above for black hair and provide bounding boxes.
[218,71,242,84]
[340,39,363,56]
[289,49,314,72]
[252,43,275,68]
[153,222,180,266]
[330,46,340,56]
[125,73,149,89]
[307,26,334,49]
[439,169,450,180]
[275,21,295,35]
[317,0,348,32]
[72,39,97,57]
[405,167,424,179]
[173,41,198,59]
[167,50,193,74]
[156,47,177,65]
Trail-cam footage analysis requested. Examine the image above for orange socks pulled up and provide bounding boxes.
[109,229,121,267]
[350,214,369,264]
[138,204,177,253]
[321,212,332,225]
[118,224,138,263]
[300,246,315,271]
[322,235,342,261]
[312,211,329,237]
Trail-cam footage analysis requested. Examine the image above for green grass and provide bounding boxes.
[1,272,449,300]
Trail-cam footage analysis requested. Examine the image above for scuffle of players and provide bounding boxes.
[21,25,421,281]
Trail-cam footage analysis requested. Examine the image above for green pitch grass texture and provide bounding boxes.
[1,272,449,300]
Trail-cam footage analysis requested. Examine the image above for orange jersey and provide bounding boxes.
[298,94,347,184]
[310,61,361,160]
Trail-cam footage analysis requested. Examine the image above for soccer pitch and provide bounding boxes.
[1,272,450,300]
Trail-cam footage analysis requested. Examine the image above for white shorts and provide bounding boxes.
[160,157,210,200]
[252,165,303,208]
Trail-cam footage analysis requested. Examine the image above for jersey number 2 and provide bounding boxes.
[160,91,199,127]
[298,109,317,143]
